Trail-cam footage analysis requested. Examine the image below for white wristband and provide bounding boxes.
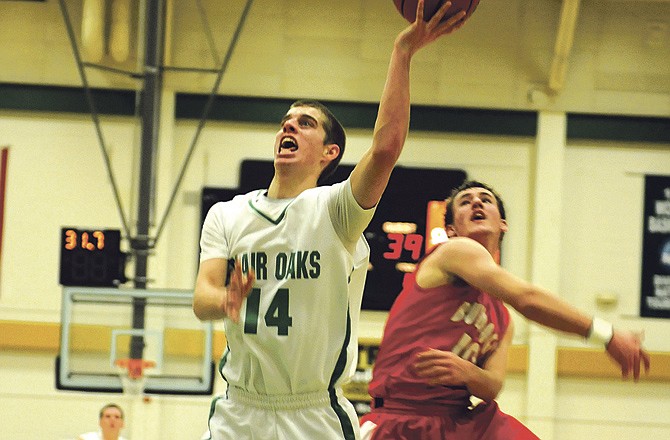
[587,317,614,347]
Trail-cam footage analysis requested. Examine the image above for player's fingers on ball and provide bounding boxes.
[429,1,453,24]
[439,1,454,13]
[448,10,467,25]
[415,0,426,22]
[453,15,467,30]
[437,11,466,34]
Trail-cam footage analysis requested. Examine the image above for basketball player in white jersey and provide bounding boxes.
[193,2,467,439]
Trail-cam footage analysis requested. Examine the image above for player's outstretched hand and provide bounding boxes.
[224,259,255,323]
[396,0,467,56]
[606,329,650,381]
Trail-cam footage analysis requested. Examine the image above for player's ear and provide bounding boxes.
[323,143,339,161]
[500,219,508,233]
[446,224,457,238]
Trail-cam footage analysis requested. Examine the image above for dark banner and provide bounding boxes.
[640,175,670,318]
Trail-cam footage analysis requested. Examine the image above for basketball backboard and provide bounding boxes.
[56,286,215,395]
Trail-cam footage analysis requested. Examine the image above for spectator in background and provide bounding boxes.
[78,403,127,440]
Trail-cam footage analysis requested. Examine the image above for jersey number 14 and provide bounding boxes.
[243,288,293,336]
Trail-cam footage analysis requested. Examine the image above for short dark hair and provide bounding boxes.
[445,180,506,240]
[290,100,346,182]
[99,403,124,419]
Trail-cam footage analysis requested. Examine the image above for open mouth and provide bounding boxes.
[471,211,486,221]
[279,136,298,153]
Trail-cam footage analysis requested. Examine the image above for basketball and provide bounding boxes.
[393,0,480,24]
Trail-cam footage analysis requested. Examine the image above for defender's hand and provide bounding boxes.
[606,329,650,381]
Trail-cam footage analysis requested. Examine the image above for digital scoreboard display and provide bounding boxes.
[59,228,124,287]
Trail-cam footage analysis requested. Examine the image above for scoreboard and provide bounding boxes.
[59,227,125,287]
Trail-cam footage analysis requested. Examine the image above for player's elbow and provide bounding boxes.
[192,294,208,321]
[192,283,218,321]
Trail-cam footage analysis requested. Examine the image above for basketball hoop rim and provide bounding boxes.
[114,358,156,380]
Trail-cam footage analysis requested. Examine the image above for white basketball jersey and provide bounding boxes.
[200,179,374,395]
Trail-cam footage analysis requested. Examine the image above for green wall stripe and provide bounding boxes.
[2,83,668,144]
[174,92,538,137]
[567,113,670,144]
[409,104,537,137]
[0,83,137,116]
[175,93,294,125]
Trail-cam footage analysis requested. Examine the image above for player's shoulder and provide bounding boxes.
[431,236,487,257]
[294,180,350,212]
[208,189,261,213]
[423,238,493,274]
[303,180,348,197]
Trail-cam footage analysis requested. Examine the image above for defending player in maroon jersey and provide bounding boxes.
[360,180,649,439]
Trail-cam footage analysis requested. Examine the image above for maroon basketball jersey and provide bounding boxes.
[368,254,510,406]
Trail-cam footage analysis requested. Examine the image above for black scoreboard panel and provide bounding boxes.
[202,160,466,311]
[59,228,124,287]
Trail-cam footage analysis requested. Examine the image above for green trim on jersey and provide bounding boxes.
[205,394,225,440]
[328,306,356,439]
[329,388,356,440]
[247,194,293,225]
[328,307,352,389]
[219,346,229,380]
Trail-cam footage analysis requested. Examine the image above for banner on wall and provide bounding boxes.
[640,174,670,318]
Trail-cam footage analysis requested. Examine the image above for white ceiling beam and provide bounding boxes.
[548,0,581,94]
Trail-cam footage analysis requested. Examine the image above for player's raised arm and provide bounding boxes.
[349,0,466,209]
